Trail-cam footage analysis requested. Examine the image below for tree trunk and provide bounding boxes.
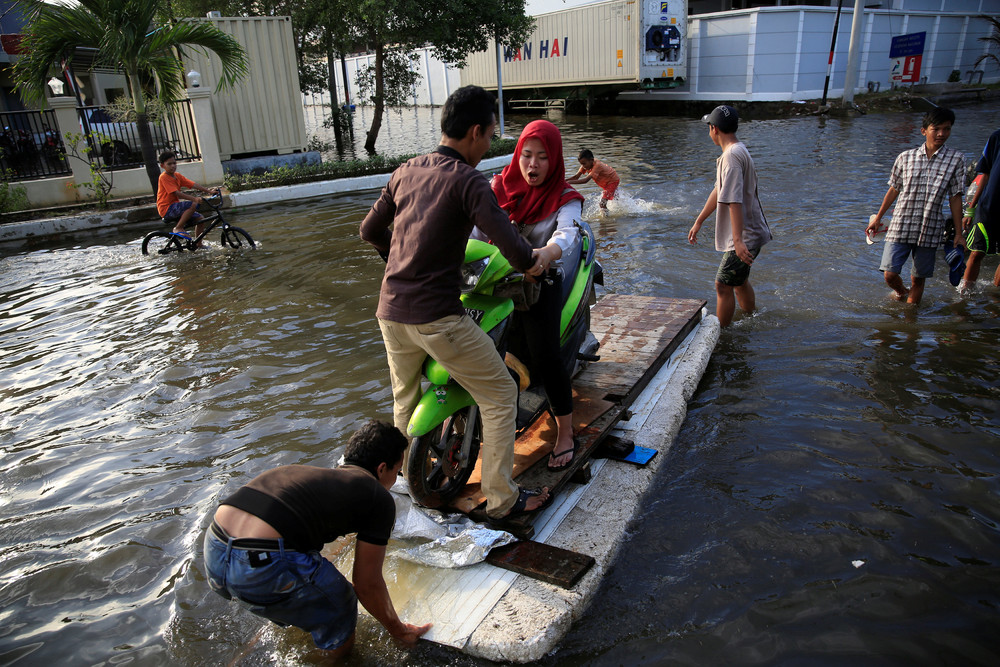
[136,114,160,194]
[129,72,160,194]
[364,42,385,154]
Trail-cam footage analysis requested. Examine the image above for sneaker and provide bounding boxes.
[945,246,965,287]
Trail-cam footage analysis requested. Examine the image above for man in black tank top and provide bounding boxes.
[203,421,431,658]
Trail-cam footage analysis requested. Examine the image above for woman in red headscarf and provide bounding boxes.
[473,119,584,471]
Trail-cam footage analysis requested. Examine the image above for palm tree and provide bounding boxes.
[974,14,1000,71]
[13,0,248,193]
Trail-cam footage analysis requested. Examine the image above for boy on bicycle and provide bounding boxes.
[156,150,217,240]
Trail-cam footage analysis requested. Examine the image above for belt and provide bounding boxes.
[211,520,289,552]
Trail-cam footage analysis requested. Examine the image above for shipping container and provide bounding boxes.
[183,16,306,161]
[461,0,687,95]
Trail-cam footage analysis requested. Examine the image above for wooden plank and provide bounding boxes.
[486,541,595,589]
[448,387,617,514]
[447,296,704,519]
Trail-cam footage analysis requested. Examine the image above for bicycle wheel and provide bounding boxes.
[220,226,255,250]
[142,231,182,255]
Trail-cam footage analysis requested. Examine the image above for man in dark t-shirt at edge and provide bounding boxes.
[203,421,431,658]
[360,85,553,524]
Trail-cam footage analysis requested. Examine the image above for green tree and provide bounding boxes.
[167,1,534,154]
[974,14,1000,71]
[331,0,533,153]
[15,0,249,193]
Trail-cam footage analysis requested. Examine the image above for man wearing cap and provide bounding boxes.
[688,104,772,327]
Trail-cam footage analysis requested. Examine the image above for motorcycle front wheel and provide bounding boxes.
[406,407,482,508]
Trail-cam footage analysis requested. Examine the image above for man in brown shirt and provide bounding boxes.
[360,85,551,521]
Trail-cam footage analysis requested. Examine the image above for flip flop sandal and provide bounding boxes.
[547,438,580,472]
[491,487,553,519]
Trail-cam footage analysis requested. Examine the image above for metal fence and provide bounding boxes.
[1,109,72,181]
[1,100,202,182]
[77,99,201,172]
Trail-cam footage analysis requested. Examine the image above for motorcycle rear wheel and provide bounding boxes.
[406,407,482,508]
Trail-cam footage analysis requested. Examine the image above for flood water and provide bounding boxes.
[3,102,1000,666]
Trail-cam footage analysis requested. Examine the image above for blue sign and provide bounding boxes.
[889,32,926,59]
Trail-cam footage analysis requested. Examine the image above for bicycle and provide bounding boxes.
[141,191,255,255]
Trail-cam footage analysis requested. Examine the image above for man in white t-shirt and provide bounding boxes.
[688,105,773,327]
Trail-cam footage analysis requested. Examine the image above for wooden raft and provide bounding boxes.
[449,294,706,521]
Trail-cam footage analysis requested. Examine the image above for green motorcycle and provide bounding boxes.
[405,221,602,508]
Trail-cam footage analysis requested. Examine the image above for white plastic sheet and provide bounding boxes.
[387,477,517,568]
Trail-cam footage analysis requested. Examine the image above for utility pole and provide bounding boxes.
[495,34,506,138]
[842,0,865,105]
[821,0,844,106]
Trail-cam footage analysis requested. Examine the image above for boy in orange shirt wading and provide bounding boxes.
[156,150,217,240]
[566,148,620,210]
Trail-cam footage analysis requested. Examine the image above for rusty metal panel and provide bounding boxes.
[184,16,306,160]
[486,540,595,589]
[461,0,639,89]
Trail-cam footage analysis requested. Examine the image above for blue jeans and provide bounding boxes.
[203,523,357,649]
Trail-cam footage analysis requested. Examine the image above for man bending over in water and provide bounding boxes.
[203,420,431,658]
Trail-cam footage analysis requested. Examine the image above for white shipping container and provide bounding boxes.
[183,16,307,160]
[461,0,686,92]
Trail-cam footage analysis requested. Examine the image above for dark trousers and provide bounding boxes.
[518,272,573,416]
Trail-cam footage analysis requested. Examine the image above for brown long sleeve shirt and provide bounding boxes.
[360,146,534,324]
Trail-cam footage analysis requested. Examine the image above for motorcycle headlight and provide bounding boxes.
[460,257,490,293]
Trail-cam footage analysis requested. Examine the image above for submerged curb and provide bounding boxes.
[227,155,512,209]
[0,207,156,249]
[0,155,514,250]
[463,314,721,662]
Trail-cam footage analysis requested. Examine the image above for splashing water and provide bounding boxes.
[581,187,663,219]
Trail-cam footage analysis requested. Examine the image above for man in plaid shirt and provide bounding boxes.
[867,108,966,304]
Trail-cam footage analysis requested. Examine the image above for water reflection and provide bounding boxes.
[3,104,1000,665]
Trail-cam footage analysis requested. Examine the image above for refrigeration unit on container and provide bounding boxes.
[459,0,686,94]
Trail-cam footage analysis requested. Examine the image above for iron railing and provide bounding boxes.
[77,99,201,172]
[1,100,202,181]
[0,109,72,181]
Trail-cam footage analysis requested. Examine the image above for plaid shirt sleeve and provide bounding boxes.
[888,153,904,191]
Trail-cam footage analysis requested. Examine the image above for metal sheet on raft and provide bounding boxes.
[325,296,707,649]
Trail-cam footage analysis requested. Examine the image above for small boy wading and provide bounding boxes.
[867,107,966,305]
[156,150,217,240]
[688,105,772,327]
[566,149,620,209]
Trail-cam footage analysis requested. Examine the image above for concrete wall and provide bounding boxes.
[632,5,1000,102]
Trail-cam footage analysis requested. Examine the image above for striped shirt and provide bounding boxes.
[885,144,965,247]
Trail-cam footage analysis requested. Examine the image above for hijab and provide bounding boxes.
[492,119,584,225]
